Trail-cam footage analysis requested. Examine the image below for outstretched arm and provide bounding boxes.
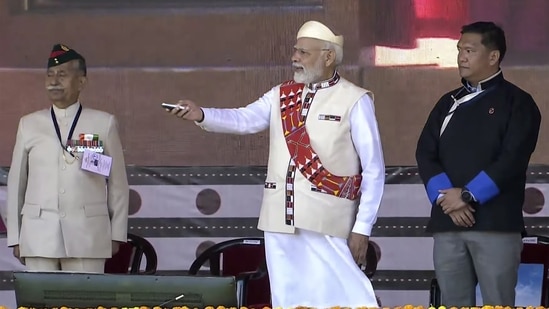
[168,87,278,135]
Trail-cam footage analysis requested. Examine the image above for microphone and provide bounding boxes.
[156,293,185,307]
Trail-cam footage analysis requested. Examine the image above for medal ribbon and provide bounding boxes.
[51,104,83,157]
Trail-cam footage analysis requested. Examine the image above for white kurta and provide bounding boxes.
[265,229,378,308]
[198,83,384,307]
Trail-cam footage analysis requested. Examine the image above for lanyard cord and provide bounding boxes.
[51,104,83,158]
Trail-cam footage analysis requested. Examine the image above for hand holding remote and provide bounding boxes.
[162,100,204,122]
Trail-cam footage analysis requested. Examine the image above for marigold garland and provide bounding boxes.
[7,306,549,309]
[5,305,549,309]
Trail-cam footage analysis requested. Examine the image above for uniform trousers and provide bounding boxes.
[25,257,106,273]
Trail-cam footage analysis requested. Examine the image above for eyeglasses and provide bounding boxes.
[293,47,331,56]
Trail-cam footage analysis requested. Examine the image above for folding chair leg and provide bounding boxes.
[429,278,441,307]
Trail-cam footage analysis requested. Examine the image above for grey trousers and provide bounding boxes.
[433,231,522,307]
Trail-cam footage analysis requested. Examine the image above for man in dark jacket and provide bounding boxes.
[416,21,541,307]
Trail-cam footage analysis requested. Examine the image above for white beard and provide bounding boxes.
[293,59,325,84]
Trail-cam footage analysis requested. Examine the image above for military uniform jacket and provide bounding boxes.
[6,102,129,258]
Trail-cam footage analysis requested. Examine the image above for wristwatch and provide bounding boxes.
[461,188,475,204]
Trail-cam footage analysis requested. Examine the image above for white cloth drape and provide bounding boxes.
[264,229,378,308]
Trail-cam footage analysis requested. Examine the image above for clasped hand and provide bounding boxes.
[437,188,475,227]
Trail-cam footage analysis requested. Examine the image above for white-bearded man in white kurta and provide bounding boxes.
[167,21,385,308]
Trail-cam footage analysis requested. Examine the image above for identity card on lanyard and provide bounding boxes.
[51,105,112,177]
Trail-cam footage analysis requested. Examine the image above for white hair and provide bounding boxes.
[323,41,343,65]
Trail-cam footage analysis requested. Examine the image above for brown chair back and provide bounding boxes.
[189,237,270,308]
[104,233,158,275]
